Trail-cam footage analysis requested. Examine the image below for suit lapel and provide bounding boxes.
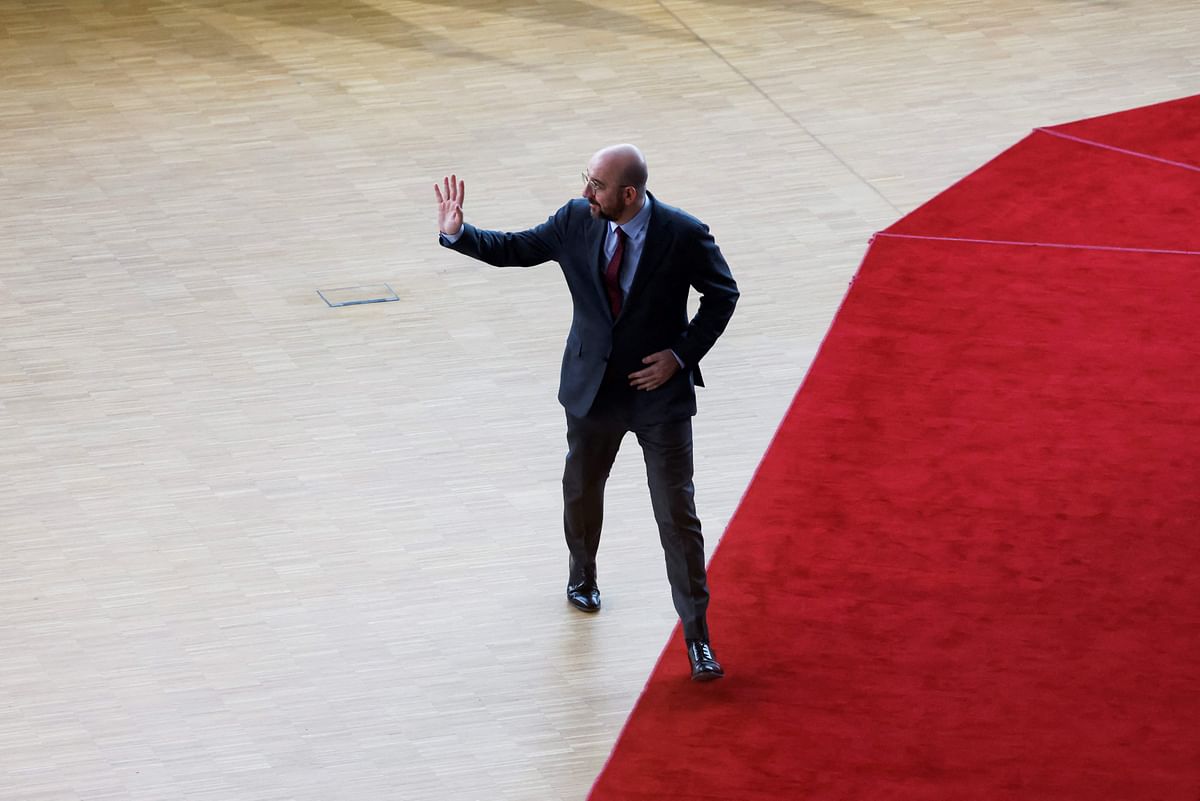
[585,215,612,319]
[619,194,671,319]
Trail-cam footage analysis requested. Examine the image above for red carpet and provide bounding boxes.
[589,96,1200,800]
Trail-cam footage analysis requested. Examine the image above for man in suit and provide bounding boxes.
[434,144,738,681]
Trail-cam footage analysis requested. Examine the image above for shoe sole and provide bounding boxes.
[567,598,601,613]
[691,669,724,682]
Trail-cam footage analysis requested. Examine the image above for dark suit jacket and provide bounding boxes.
[441,193,739,424]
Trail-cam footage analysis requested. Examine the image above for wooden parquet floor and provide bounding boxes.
[1,2,1196,799]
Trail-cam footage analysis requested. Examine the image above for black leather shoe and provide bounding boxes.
[687,639,724,681]
[567,583,601,613]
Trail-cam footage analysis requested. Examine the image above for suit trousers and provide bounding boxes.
[561,382,710,641]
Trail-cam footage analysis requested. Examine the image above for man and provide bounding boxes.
[434,144,738,681]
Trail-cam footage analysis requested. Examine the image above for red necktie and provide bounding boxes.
[604,226,626,318]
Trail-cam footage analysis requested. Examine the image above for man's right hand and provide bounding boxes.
[434,175,465,236]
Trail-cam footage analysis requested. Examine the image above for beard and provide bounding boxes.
[589,198,625,222]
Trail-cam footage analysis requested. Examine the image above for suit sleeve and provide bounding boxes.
[671,222,739,369]
[439,203,569,267]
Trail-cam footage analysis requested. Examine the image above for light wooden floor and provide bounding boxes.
[1,2,1196,799]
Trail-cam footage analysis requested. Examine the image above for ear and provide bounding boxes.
[622,185,638,204]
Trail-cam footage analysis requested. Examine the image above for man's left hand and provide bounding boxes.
[629,350,680,391]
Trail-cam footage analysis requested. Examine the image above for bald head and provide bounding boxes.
[591,144,648,195]
[582,143,649,224]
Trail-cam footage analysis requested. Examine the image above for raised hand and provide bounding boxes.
[434,175,465,236]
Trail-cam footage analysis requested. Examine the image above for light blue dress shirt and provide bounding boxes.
[604,195,653,298]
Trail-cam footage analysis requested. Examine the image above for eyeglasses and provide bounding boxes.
[581,171,632,193]
[581,172,606,192]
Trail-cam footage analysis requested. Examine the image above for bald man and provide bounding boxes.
[435,145,738,681]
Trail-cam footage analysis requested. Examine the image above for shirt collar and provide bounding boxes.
[609,194,652,240]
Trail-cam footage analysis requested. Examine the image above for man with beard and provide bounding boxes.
[434,144,738,681]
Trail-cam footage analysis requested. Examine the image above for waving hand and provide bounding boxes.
[434,175,465,236]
